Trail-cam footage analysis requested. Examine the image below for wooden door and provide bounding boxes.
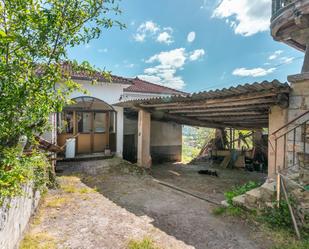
[93,112,108,152]
[76,111,109,154]
[76,112,92,154]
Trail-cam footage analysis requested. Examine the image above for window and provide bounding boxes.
[94,112,106,133]
[77,112,92,133]
[58,111,73,134]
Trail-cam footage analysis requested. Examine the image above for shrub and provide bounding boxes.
[259,200,293,230]
[0,147,49,206]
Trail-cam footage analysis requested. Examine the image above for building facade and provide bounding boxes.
[54,68,186,163]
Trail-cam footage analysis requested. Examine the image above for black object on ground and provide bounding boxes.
[198,170,219,177]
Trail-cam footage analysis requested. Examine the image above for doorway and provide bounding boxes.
[57,96,116,156]
[76,111,109,154]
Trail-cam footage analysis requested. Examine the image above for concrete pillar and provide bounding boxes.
[137,109,152,168]
[114,106,124,158]
[268,106,288,179]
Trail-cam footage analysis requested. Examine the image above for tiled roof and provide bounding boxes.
[60,62,132,85]
[124,77,188,95]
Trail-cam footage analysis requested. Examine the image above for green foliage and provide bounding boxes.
[0,147,49,205]
[224,181,260,205]
[212,206,227,216]
[127,237,159,249]
[271,239,309,249]
[182,143,200,163]
[182,126,215,162]
[0,0,124,147]
[259,201,293,230]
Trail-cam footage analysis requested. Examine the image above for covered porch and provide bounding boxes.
[117,80,291,178]
[57,96,117,157]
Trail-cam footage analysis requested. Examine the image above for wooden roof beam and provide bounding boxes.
[184,111,264,117]
[152,98,278,111]
[197,116,268,121]
[167,105,269,114]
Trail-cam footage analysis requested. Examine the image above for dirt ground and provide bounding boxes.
[23,158,274,249]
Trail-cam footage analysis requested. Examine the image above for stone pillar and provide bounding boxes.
[268,106,288,179]
[114,106,124,158]
[137,109,152,168]
[287,73,309,157]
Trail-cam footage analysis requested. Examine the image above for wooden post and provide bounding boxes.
[137,109,152,168]
[106,112,110,148]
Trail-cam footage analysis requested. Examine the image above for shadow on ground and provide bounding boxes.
[57,158,272,249]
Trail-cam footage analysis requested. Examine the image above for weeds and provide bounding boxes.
[19,232,56,249]
[128,237,159,249]
[224,181,260,205]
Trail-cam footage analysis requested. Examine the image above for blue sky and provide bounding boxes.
[68,0,303,93]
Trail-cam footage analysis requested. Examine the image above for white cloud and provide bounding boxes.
[85,44,91,49]
[139,48,205,90]
[281,56,294,64]
[133,33,146,42]
[201,0,218,10]
[269,50,283,60]
[187,32,196,43]
[133,21,174,44]
[213,0,271,36]
[146,48,187,68]
[157,31,173,44]
[189,49,205,61]
[98,48,108,53]
[233,67,276,77]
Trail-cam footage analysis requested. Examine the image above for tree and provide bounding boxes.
[0,0,125,148]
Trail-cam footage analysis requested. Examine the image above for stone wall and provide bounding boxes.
[0,183,40,249]
[286,74,309,168]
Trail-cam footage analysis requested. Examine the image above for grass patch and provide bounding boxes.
[224,181,260,205]
[271,239,309,249]
[212,205,246,217]
[19,232,56,249]
[128,237,159,249]
[216,181,309,249]
[59,176,96,194]
[45,196,69,208]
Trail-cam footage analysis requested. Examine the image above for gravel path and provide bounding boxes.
[22,159,274,249]
[22,176,193,249]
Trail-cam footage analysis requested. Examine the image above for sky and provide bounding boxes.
[68,0,304,93]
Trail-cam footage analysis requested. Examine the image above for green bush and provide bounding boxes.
[224,181,260,205]
[0,147,49,205]
[259,200,293,230]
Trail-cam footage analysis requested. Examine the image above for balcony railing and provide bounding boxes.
[272,0,295,20]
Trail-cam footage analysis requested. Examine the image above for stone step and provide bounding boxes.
[232,194,246,207]
[259,182,276,202]
[245,188,262,209]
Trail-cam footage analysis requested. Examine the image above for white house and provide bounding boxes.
[54,64,186,163]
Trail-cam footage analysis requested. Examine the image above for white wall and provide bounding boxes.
[114,106,124,157]
[68,80,129,105]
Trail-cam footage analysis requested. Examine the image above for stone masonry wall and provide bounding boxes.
[286,75,309,168]
[0,183,40,249]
